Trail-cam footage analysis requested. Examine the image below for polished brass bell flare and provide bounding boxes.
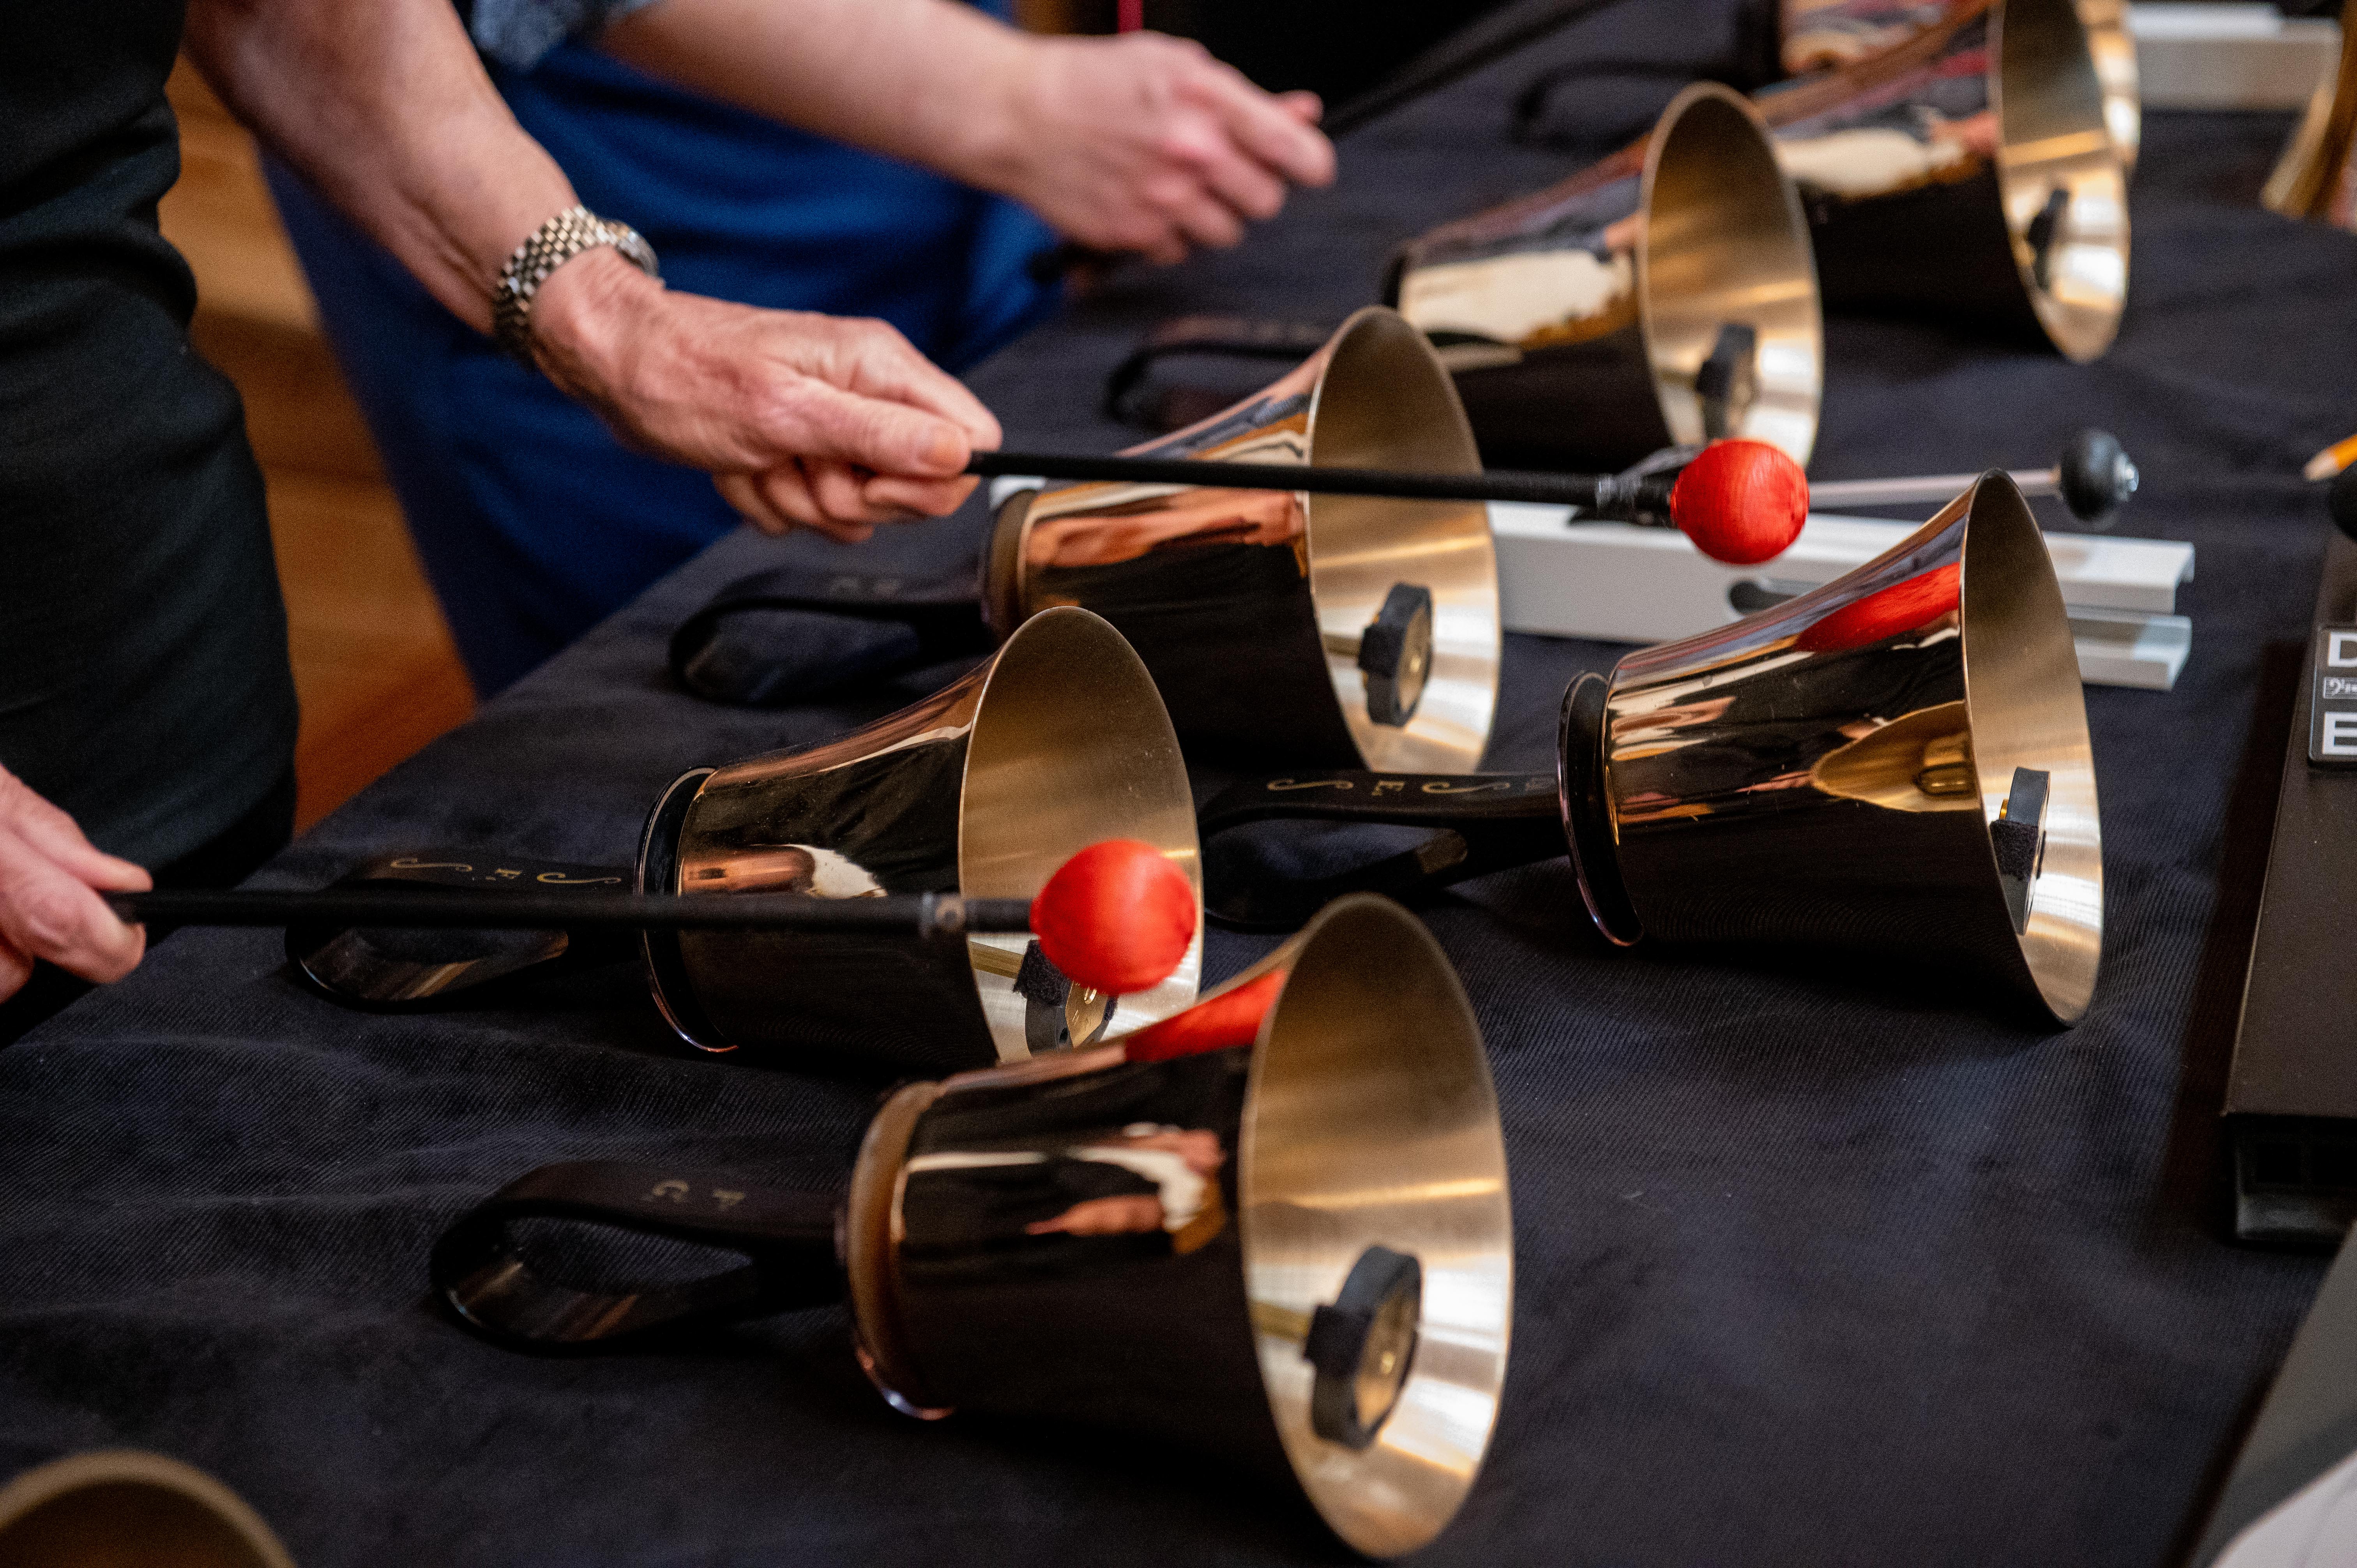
[984,306,1502,775]
[1780,0,2139,172]
[2265,0,2357,227]
[1758,0,2129,362]
[1198,473,2101,1026]
[0,1450,295,1568]
[1564,470,2103,1024]
[843,894,1512,1558]
[641,605,1201,1069]
[1390,82,1825,472]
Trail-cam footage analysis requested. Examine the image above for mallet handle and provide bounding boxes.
[968,450,1677,519]
[106,888,1035,936]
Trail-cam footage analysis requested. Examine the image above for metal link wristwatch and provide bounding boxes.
[489,205,660,363]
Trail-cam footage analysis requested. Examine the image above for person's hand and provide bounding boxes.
[0,765,149,1003]
[529,249,1003,542]
[979,32,1335,265]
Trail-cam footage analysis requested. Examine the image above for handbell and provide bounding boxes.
[1389,81,1825,473]
[985,305,1502,774]
[431,894,1513,1558]
[1199,472,2103,1026]
[0,1450,295,1568]
[295,607,1204,1073]
[1759,0,2129,360]
[1779,0,2139,172]
[2263,0,2357,228]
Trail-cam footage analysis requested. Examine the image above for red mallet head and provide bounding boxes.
[1029,839,1197,996]
[1668,439,1809,565]
[1121,969,1287,1063]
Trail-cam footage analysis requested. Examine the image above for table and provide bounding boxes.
[9,3,2357,1561]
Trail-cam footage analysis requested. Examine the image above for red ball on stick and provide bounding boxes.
[1029,839,1197,996]
[1668,440,1810,565]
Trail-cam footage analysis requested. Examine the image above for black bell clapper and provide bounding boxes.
[1198,472,2105,1027]
[427,894,1513,1559]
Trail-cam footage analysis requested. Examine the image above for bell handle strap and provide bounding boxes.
[285,850,642,1010]
[429,1161,844,1354]
[1196,770,1567,930]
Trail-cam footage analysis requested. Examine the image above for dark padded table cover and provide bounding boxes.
[7,4,2357,1562]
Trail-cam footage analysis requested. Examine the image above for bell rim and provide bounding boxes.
[1238,892,1513,1557]
[1636,81,1826,465]
[1958,471,2105,1025]
[1303,306,1504,775]
[0,1449,295,1568]
[1991,0,2131,362]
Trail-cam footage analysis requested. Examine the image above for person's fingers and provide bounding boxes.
[751,377,976,482]
[0,822,145,985]
[0,768,148,893]
[1163,183,1246,251]
[862,473,981,518]
[837,328,1001,450]
[0,934,28,1003]
[806,459,891,534]
[1191,129,1289,222]
[1276,89,1323,124]
[713,472,797,536]
[770,462,876,542]
[1196,67,1336,188]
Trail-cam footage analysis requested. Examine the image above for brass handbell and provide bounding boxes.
[1389,82,1825,473]
[1780,0,2139,172]
[0,1450,295,1568]
[1758,0,2129,360]
[985,305,1501,775]
[295,607,1203,1074]
[1200,473,2103,1026]
[2264,0,2357,227]
[433,894,1513,1559]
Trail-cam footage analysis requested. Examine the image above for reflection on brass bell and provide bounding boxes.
[431,895,1513,1559]
[1391,82,1825,472]
[0,1450,295,1568]
[985,306,1501,774]
[293,607,1204,1074]
[1199,473,2103,1026]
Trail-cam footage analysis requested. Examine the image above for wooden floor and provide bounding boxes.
[160,65,475,832]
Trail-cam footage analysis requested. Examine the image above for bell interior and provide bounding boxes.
[1305,308,1502,774]
[1640,81,1824,464]
[958,605,1203,1058]
[1958,474,2104,1023]
[1994,0,2129,361]
[0,1451,294,1568]
[1240,894,1513,1557]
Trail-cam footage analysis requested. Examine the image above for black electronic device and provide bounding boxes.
[2224,491,2357,1247]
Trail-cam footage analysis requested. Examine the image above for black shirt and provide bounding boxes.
[0,0,296,866]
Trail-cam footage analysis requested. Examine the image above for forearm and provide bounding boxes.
[598,0,1032,190]
[184,0,579,333]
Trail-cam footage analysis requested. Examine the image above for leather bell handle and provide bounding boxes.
[429,1160,844,1354]
[1195,769,1567,930]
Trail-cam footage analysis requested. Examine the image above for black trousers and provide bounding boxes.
[0,767,297,1047]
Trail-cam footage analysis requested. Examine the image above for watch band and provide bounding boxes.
[489,205,660,363]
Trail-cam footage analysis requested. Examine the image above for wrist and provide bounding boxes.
[526,246,665,403]
[937,31,1057,197]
